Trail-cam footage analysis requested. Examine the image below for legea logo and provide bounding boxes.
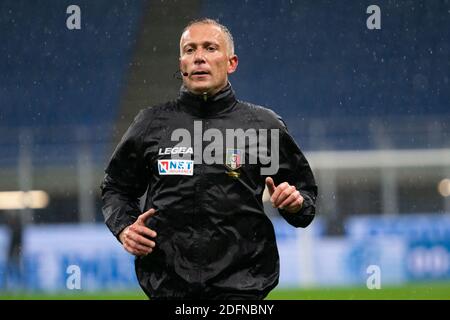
[158,160,194,176]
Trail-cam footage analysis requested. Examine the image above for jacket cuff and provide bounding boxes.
[278,193,315,228]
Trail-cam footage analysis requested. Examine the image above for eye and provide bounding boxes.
[185,47,194,54]
[207,46,217,52]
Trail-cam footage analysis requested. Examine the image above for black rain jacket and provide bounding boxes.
[101,84,317,299]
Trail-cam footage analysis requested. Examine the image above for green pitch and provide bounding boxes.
[1,282,450,300]
[266,282,450,300]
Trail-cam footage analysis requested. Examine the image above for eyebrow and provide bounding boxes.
[183,41,220,50]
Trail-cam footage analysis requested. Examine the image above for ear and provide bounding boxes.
[227,55,238,74]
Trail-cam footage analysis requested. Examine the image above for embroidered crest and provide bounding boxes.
[225,149,242,171]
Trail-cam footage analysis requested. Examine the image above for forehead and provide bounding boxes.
[180,24,226,46]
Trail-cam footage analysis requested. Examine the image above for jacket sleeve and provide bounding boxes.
[100,110,150,241]
[273,117,318,228]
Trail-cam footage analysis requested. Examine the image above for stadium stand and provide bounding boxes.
[0,0,145,167]
[202,0,450,150]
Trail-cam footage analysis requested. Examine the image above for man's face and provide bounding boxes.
[179,24,238,96]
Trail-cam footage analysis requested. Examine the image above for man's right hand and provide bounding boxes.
[119,208,158,257]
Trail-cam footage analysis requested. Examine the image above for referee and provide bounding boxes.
[101,18,317,300]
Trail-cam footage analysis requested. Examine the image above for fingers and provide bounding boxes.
[284,194,304,213]
[124,239,153,256]
[265,177,276,196]
[273,185,296,207]
[279,190,303,211]
[133,224,157,238]
[277,188,300,209]
[127,230,156,248]
[269,182,304,213]
[122,230,155,256]
[137,208,157,225]
[121,210,158,256]
[270,182,289,207]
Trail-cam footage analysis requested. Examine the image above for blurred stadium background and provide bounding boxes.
[1,0,450,299]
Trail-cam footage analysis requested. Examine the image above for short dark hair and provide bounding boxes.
[180,18,235,56]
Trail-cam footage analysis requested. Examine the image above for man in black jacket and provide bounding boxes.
[101,18,317,300]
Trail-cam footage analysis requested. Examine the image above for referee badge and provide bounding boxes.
[225,149,242,178]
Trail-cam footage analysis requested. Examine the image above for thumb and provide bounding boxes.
[137,208,157,225]
[265,177,276,196]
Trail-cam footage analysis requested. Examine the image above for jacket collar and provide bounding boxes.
[177,82,237,117]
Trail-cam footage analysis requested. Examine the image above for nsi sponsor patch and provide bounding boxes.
[158,160,194,176]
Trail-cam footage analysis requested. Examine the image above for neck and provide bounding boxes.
[187,83,228,98]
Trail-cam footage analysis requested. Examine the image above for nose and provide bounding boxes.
[193,48,206,64]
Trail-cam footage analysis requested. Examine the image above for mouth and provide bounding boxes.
[191,70,210,76]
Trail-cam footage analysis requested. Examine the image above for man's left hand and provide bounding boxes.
[265,177,304,213]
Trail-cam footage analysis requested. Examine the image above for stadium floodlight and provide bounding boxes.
[0,190,50,210]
